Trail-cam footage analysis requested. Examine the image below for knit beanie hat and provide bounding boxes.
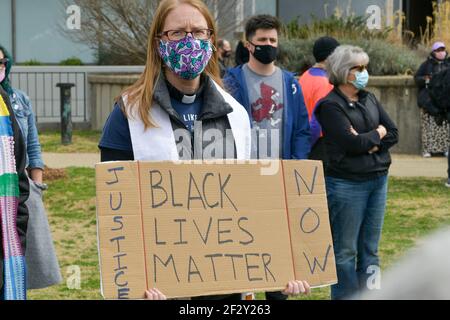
[313,36,340,63]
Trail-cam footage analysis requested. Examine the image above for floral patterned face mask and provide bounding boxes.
[158,35,213,80]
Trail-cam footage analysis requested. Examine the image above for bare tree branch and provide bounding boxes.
[62,0,242,65]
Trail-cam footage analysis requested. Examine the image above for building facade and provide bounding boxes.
[0,0,438,65]
[0,0,276,65]
[0,0,96,64]
[277,0,402,25]
[277,0,439,42]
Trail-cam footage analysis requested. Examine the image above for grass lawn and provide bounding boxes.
[39,130,101,153]
[28,169,450,300]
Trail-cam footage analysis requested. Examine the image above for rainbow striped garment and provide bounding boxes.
[0,94,26,300]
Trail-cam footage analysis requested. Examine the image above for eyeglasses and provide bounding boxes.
[158,29,213,41]
[435,47,446,52]
[350,65,368,72]
[0,58,9,66]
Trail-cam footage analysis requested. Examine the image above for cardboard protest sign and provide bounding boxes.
[282,161,337,287]
[96,160,337,299]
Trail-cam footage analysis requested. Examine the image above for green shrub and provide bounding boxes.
[347,38,422,76]
[278,38,317,75]
[278,38,422,76]
[278,14,423,76]
[59,57,84,66]
[282,15,392,41]
[21,59,44,66]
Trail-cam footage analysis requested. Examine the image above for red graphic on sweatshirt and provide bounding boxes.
[251,82,283,123]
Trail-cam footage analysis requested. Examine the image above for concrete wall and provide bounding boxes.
[89,74,140,133]
[90,74,422,155]
[367,76,420,155]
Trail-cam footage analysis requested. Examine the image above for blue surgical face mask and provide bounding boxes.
[351,69,369,90]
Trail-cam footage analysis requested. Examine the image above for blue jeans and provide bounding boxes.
[326,175,388,300]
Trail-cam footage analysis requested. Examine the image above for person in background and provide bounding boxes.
[224,14,312,162]
[315,45,399,300]
[98,0,310,300]
[427,59,450,188]
[0,86,29,300]
[415,41,450,158]
[299,36,340,162]
[234,40,249,66]
[0,45,62,291]
[217,38,232,78]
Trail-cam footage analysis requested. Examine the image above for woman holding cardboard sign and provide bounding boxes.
[315,45,398,300]
[99,0,311,300]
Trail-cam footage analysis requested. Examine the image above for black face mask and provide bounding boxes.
[249,41,278,64]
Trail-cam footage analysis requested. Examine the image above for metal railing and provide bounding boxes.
[10,66,145,124]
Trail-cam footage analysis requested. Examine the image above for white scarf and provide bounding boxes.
[126,81,251,161]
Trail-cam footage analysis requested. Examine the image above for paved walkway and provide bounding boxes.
[42,153,448,178]
[389,154,447,178]
[44,153,447,178]
[43,153,100,169]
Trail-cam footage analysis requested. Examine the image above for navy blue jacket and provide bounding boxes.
[223,65,311,159]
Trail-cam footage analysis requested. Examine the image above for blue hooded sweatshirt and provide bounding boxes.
[224,65,312,160]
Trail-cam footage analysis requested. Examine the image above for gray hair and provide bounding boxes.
[326,45,370,86]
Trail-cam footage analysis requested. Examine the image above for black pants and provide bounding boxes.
[192,292,287,301]
[265,291,288,300]
[191,294,242,300]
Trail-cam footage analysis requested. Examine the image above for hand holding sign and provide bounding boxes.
[283,280,311,296]
[145,288,167,300]
[144,279,312,300]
